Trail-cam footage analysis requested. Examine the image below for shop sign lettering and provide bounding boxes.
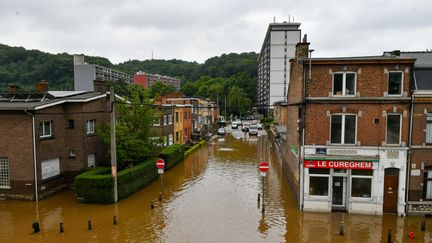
[304,160,373,170]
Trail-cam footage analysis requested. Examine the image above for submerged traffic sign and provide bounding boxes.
[259,162,269,172]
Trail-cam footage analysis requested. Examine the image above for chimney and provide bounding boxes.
[8,84,19,93]
[35,81,49,92]
[295,34,310,58]
[391,50,401,57]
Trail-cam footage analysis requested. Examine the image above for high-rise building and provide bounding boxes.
[257,21,301,114]
[73,55,133,91]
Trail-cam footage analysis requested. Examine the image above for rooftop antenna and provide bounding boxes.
[288,14,291,22]
[273,16,276,23]
[293,17,295,22]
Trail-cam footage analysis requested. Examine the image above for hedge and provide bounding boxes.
[184,140,207,157]
[159,144,185,170]
[75,144,185,204]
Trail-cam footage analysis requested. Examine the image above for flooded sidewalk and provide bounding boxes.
[1,133,431,242]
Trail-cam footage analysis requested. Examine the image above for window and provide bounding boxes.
[388,71,403,95]
[330,114,356,144]
[424,170,432,199]
[41,158,60,180]
[0,157,10,188]
[40,121,52,138]
[351,170,373,198]
[176,131,179,142]
[386,114,401,144]
[169,114,173,124]
[176,112,179,123]
[184,112,187,120]
[153,118,160,126]
[86,120,95,134]
[309,168,329,196]
[69,149,76,158]
[163,115,168,125]
[427,113,432,144]
[333,72,356,96]
[67,119,75,129]
[87,154,96,168]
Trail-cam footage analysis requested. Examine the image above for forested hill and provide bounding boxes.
[0,43,258,102]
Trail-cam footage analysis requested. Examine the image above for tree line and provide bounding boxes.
[0,43,258,110]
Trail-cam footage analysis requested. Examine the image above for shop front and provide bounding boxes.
[300,146,407,215]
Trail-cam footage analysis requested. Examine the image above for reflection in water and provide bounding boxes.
[1,134,432,242]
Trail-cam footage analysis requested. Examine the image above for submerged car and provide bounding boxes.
[249,124,258,136]
[217,127,226,135]
[231,123,238,129]
[257,123,263,130]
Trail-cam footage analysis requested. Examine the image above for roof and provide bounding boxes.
[400,51,432,69]
[414,69,432,90]
[298,55,415,64]
[0,91,106,111]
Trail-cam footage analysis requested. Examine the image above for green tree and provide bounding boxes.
[227,86,252,116]
[149,81,176,98]
[97,85,160,170]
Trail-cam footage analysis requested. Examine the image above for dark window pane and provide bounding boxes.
[345,73,356,95]
[331,115,342,144]
[333,74,343,95]
[351,178,372,197]
[388,72,402,95]
[309,168,330,174]
[309,177,329,196]
[352,170,373,176]
[387,115,401,144]
[344,115,356,144]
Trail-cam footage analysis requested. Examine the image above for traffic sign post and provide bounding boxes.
[259,162,269,213]
[156,158,165,197]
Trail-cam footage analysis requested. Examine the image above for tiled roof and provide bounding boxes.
[414,69,432,90]
[400,51,432,68]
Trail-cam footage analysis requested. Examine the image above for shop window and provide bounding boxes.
[309,168,329,196]
[386,114,401,144]
[351,170,373,198]
[330,114,356,144]
[388,71,403,95]
[424,170,432,200]
[333,72,356,96]
[426,113,432,144]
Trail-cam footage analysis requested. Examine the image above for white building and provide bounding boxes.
[257,21,301,115]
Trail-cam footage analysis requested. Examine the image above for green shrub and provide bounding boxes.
[159,144,185,169]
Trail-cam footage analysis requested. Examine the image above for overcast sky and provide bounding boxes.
[1,0,431,64]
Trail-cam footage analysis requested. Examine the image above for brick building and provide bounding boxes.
[134,71,181,90]
[0,90,110,200]
[396,51,432,213]
[286,40,415,215]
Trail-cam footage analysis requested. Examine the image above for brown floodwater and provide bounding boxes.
[1,131,432,242]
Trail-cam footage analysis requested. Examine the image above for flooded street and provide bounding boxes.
[1,130,432,242]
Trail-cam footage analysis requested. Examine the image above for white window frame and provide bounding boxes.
[350,170,374,199]
[426,113,432,144]
[332,72,357,97]
[40,121,52,138]
[169,114,173,124]
[385,113,402,145]
[86,119,95,134]
[329,113,357,145]
[0,157,10,189]
[87,154,96,168]
[387,71,404,96]
[307,168,330,198]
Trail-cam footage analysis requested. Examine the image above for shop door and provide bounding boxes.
[332,177,345,208]
[383,168,399,213]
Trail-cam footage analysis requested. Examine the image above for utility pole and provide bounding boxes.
[224,95,227,118]
[110,87,118,203]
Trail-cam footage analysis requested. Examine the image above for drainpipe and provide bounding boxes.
[24,109,39,220]
[405,86,415,215]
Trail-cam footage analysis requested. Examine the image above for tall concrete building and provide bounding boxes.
[257,21,301,114]
[73,55,133,91]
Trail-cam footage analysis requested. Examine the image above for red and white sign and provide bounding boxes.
[156,159,165,169]
[304,160,374,170]
[259,162,269,172]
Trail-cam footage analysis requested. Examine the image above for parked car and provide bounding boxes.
[249,124,258,136]
[217,127,226,135]
[231,123,238,129]
[242,122,250,132]
[257,123,263,130]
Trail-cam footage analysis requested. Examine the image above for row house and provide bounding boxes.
[286,39,415,215]
[0,87,110,200]
[398,51,432,214]
[150,107,174,146]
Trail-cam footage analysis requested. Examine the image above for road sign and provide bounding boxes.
[259,162,269,172]
[156,158,165,169]
[158,169,164,174]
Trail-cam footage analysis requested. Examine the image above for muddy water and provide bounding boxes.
[1,133,432,242]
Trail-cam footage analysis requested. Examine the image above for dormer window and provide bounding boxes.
[333,72,356,96]
[388,71,403,95]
